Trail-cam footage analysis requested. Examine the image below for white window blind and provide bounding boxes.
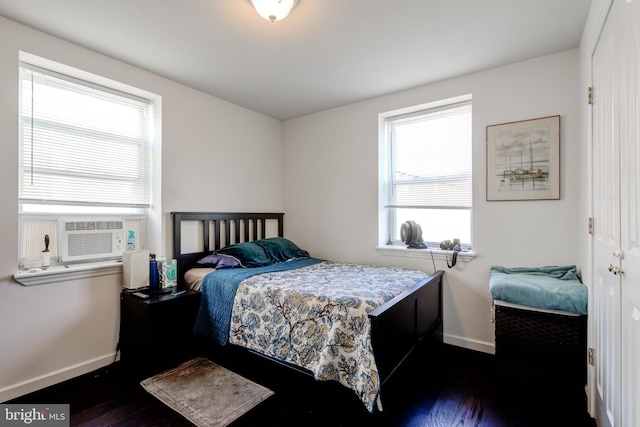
[381,99,473,247]
[19,63,152,209]
[385,102,472,210]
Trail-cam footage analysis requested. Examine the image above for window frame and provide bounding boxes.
[378,95,474,258]
[18,62,153,211]
[16,53,161,271]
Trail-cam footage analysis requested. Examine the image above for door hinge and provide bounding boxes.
[588,86,593,105]
[588,347,595,366]
[588,217,594,235]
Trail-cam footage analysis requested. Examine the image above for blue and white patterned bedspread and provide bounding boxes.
[228,261,430,412]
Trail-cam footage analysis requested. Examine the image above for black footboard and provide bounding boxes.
[369,270,444,384]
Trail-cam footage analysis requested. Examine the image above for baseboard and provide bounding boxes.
[444,333,495,355]
[0,353,116,402]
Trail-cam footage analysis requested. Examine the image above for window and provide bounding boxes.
[18,61,154,264]
[380,97,472,249]
[19,63,152,210]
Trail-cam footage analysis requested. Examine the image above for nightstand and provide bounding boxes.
[119,288,202,378]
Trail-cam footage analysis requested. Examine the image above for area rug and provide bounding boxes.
[141,357,274,427]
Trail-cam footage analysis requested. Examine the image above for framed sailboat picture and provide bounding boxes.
[486,115,560,201]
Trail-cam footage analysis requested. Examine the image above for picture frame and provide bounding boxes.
[486,115,560,201]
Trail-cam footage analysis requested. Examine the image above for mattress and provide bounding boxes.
[184,267,214,291]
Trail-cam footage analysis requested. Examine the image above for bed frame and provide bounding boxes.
[171,211,443,385]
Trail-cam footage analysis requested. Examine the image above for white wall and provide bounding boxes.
[0,16,282,401]
[283,49,582,353]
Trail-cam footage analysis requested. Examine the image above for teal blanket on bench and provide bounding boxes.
[489,265,588,315]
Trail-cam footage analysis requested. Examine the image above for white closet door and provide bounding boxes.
[592,3,620,427]
[592,1,640,426]
[619,1,640,426]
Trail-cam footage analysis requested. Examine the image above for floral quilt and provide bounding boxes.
[228,261,430,412]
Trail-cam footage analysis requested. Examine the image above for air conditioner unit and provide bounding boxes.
[59,218,125,262]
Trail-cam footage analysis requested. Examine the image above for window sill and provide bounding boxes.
[13,260,123,286]
[376,245,476,262]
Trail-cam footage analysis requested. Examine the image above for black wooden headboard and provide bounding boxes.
[171,212,284,287]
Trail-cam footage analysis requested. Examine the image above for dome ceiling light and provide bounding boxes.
[250,0,298,23]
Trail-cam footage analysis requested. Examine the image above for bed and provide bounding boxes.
[171,212,444,411]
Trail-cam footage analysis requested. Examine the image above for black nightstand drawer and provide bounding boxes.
[119,289,201,378]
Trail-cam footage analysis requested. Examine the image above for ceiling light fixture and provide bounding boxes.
[250,0,298,23]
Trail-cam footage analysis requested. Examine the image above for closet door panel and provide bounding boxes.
[620,1,640,426]
[592,3,621,426]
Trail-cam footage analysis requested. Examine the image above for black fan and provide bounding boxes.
[400,221,427,249]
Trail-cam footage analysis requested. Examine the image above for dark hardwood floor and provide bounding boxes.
[9,342,596,426]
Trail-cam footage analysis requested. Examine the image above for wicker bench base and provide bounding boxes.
[494,303,587,387]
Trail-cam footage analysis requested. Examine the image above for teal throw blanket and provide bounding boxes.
[193,257,323,345]
[489,265,587,315]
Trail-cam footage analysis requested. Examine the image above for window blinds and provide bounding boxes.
[385,102,472,209]
[18,63,152,209]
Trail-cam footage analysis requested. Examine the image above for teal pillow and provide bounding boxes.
[255,237,309,263]
[215,242,271,268]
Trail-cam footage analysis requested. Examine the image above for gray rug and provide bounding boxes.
[141,357,274,427]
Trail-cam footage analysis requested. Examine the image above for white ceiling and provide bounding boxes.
[0,0,592,120]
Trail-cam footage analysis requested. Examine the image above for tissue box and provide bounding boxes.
[123,250,150,289]
[160,259,177,288]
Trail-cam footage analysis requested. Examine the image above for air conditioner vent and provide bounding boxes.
[64,220,123,232]
[59,218,125,262]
